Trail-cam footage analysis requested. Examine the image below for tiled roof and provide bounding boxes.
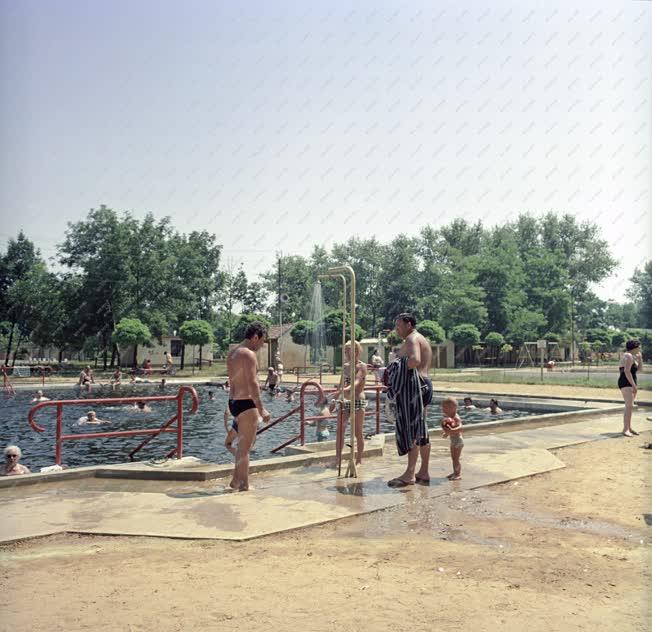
[267,323,295,340]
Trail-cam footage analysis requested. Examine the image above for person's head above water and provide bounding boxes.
[463,397,473,405]
[625,339,640,351]
[35,390,43,397]
[87,410,96,419]
[395,313,416,339]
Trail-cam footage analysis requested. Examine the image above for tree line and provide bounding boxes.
[1,206,650,368]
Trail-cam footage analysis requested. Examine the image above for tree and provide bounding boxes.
[261,255,313,323]
[418,320,445,344]
[217,264,248,343]
[506,309,547,346]
[628,261,652,328]
[289,320,315,346]
[241,281,269,314]
[0,231,42,362]
[449,324,481,349]
[232,313,272,342]
[179,320,214,370]
[113,318,152,367]
[484,332,505,364]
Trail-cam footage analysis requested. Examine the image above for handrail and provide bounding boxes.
[27,386,199,465]
[259,380,386,455]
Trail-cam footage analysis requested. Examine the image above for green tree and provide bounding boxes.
[217,264,248,344]
[418,320,445,344]
[506,309,547,346]
[628,261,652,328]
[484,332,505,364]
[113,318,152,367]
[261,254,313,323]
[179,319,214,370]
[289,320,315,346]
[232,314,272,342]
[449,324,481,348]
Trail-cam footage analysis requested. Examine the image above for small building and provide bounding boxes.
[124,336,213,368]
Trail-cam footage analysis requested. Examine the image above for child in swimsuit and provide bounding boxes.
[441,396,463,480]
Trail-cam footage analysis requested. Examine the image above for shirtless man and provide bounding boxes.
[389,313,433,486]
[226,322,271,491]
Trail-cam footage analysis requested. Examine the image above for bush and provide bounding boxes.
[418,320,445,344]
[450,323,481,348]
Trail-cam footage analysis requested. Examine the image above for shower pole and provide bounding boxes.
[321,265,357,478]
[318,273,347,476]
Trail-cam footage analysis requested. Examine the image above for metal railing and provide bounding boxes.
[259,380,386,454]
[27,386,199,465]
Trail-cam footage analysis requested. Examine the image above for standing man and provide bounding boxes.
[387,313,433,487]
[226,322,271,491]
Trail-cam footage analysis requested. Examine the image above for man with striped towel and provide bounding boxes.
[385,313,433,487]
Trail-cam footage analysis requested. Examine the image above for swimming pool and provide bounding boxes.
[1,385,561,471]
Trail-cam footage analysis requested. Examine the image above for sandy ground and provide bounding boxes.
[1,433,650,632]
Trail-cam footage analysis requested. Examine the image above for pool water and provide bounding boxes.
[1,385,542,471]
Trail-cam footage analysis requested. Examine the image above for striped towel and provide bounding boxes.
[385,356,429,456]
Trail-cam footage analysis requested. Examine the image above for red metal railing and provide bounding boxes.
[27,386,199,465]
[260,380,386,454]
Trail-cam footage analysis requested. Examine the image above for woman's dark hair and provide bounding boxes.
[490,398,499,406]
[396,313,417,327]
[244,322,267,340]
[625,339,640,351]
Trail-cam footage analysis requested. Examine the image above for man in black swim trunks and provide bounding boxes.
[387,313,433,487]
[226,321,271,491]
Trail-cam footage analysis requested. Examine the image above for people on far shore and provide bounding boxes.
[485,398,503,414]
[78,365,95,389]
[110,367,122,390]
[162,351,175,375]
[618,339,643,437]
[275,353,284,386]
[462,397,476,410]
[78,410,111,425]
[143,358,153,375]
[3,445,31,476]
[31,390,50,402]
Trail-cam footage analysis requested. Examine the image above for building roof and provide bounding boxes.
[267,323,295,340]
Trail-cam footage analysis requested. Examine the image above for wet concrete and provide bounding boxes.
[0,411,648,543]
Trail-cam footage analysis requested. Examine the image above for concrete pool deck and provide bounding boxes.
[1,407,648,544]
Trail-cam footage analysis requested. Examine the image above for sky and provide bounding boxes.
[0,0,649,302]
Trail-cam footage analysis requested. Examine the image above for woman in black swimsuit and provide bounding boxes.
[618,339,643,437]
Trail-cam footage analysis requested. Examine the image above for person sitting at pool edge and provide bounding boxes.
[78,410,111,425]
[31,390,50,402]
[3,445,31,476]
[485,398,503,414]
[79,365,95,388]
[463,397,476,410]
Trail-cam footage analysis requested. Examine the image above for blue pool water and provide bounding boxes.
[1,385,542,471]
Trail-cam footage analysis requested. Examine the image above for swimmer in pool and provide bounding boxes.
[31,390,50,402]
[78,410,110,425]
[485,398,503,414]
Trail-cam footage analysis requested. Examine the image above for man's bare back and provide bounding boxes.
[399,330,432,376]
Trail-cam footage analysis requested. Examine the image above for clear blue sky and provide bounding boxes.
[0,0,649,301]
